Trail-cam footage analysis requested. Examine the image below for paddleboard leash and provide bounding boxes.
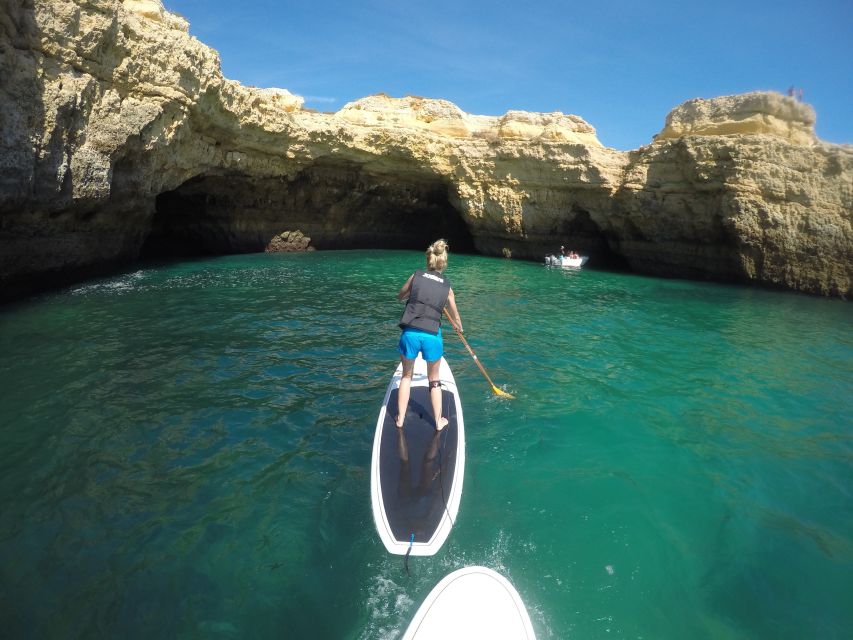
[404,533,415,575]
[437,427,454,528]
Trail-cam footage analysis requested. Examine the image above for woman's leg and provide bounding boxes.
[426,358,448,431]
[396,356,415,428]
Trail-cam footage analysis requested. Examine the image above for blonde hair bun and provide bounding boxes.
[426,239,449,272]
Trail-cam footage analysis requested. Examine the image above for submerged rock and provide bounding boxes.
[0,0,850,301]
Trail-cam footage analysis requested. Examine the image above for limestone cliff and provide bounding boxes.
[1,0,851,301]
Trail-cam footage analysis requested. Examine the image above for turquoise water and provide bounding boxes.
[1,250,851,639]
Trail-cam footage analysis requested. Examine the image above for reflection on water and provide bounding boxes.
[0,251,851,639]
[396,429,441,501]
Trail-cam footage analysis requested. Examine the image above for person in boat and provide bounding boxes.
[559,245,566,258]
[396,239,463,432]
[569,250,579,259]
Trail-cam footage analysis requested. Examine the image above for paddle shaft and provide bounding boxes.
[443,308,510,397]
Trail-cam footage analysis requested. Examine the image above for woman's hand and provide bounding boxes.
[446,289,463,332]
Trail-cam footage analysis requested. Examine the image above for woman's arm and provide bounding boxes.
[397,274,414,301]
[445,288,463,332]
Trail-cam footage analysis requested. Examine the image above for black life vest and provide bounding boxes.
[399,269,451,335]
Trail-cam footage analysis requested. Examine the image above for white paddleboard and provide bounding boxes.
[370,355,465,556]
[402,566,537,639]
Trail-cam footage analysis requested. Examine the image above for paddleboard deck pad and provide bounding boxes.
[402,566,537,639]
[370,356,465,556]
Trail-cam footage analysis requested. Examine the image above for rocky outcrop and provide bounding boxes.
[655,92,818,146]
[265,230,314,253]
[1,0,851,301]
[613,132,852,294]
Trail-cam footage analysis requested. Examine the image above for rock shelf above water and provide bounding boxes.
[1,0,851,301]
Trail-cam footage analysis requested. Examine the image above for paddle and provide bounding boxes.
[443,308,515,399]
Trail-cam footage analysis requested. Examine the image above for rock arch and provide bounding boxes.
[141,159,476,258]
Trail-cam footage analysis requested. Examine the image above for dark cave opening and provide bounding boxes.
[141,161,476,259]
[544,206,631,271]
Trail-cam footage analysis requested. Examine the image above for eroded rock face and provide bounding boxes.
[614,136,852,295]
[1,0,851,301]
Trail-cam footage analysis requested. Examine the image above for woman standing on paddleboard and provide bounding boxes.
[396,239,463,432]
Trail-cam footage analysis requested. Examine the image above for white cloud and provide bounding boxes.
[302,96,337,104]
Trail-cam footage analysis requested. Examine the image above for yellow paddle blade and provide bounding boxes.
[492,386,515,400]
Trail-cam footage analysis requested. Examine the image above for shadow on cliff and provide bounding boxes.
[504,195,632,271]
[140,159,476,259]
[610,141,747,285]
[549,205,631,271]
[0,1,49,304]
[0,1,140,306]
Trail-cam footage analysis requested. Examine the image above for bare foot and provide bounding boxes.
[395,415,405,429]
[435,417,448,432]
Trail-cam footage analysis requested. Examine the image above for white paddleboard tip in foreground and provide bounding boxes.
[402,565,537,639]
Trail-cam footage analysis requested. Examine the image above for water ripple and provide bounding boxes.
[1,251,850,639]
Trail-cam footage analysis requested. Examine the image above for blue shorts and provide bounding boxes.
[397,327,443,362]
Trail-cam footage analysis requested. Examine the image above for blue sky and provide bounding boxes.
[162,0,852,150]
